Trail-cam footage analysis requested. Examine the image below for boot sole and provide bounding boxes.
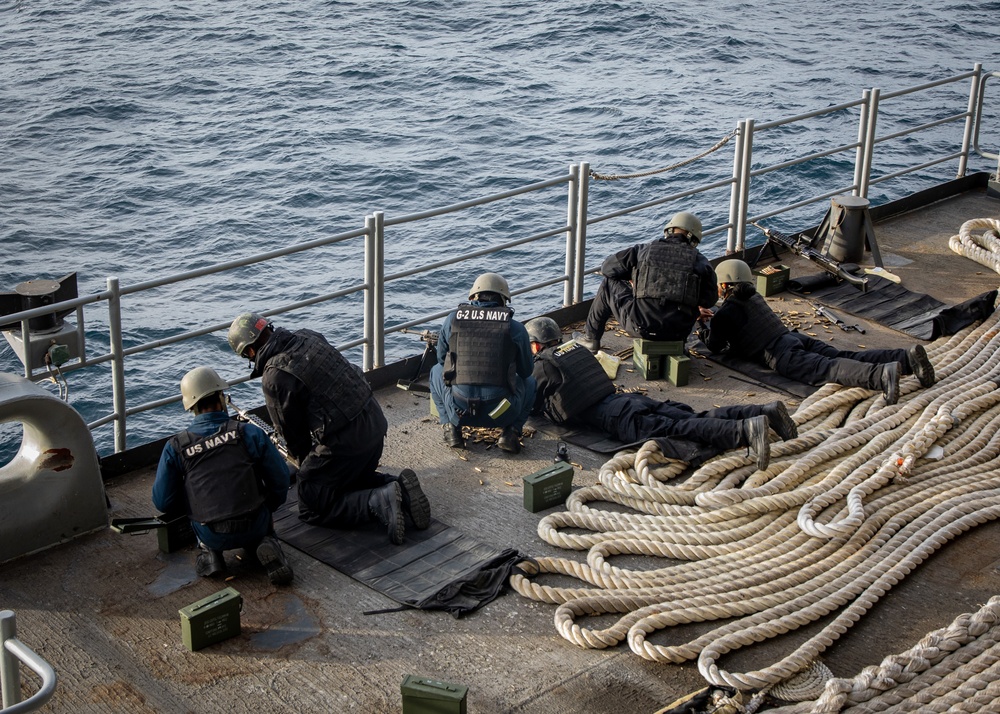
[256,538,293,585]
[398,469,431,530]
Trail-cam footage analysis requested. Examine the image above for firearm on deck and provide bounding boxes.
[227,395,293,463]
[397,328,439,393]
[751,221,868,291]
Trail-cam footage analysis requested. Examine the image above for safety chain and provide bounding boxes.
[589,129,739,181]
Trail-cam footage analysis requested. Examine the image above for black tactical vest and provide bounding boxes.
[731,292,789,356]
[447,304,516,389]
[538,342,616,423]
[171,420,264,524]
[633,238,701,307]
[267,329,372,441]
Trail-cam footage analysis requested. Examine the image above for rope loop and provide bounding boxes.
[589,129,738,181]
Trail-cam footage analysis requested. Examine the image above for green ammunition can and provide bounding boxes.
[523,461,574,513]
[632,338,685,356]
[632,349,663,380]
[754,264,790,296]
[157,514,196,554]
[667,355,691,387]
[401,674,468,714]
[179,587,242,652]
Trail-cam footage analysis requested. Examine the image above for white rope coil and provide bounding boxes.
[948,217,1000,274]
[511,291,1000,703]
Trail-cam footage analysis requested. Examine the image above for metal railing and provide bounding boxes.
[0,65,995,454]
[0,612,56,713]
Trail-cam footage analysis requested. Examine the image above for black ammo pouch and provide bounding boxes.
[455,395,484,418]
[442,352,457,386]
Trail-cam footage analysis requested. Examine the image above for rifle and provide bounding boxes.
[812,303,866,334]
[396,328,439,393]
[227,395,292,463]
[751,221,868,292]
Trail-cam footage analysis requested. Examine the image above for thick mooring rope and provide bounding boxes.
[948,217,1000,274]
[511,297,1000,706]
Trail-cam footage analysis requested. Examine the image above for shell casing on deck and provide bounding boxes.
[179,587,242,652]
[522,461,574,512]
[401,675,468,714]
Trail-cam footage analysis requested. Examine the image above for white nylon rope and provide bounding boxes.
[949,218,1000,274]
[511,301,1000,702]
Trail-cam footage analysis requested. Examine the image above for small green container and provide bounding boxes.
[754,264,790,296]
[632,338,685,356]
[523,461,574,513]
[667,355,691,387]
[401,675,468,714]
[179,587,242,652]
[157,514,196,554]
[633,349,663,380]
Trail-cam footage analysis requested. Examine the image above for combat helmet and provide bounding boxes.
[525,316,562,344]
[180,366,229,411]
[664,211,704,243]
[468,272,511,303]
[715,259,754,285]
[228,312,271,357]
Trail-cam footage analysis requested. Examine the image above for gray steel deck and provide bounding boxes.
[2,186,1000,713]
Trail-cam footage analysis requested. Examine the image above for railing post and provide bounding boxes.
[107,277,127,452]
[1,610,21,708]
[733,119,754,253]
[853,89,871,195]
[564,163,580,307]
[727,120,746,254]
[858,88,880,198]
[958,63,983,178]
[362,214,380,371]
[573,162,589,304]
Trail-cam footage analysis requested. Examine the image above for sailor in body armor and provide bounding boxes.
[577,212,718,353]
[228,313,431,546]
[699,260,936,406]
[525,317,798,472]
[429,273,537,454]
[153,366,294,584]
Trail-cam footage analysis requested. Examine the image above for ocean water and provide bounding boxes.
[2,0,999,453]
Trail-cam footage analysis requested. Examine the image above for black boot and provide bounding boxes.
[195,546,226,578]
[442,423,465,448]
[576,333,601,354]
[741,415,771,472]
[497,425,522,454]
[396,469,431,530]
[907,345,935,387]
[255,535,293,585]
[369,482,406,545]
[881,362,900,405]
[761,401,798,441]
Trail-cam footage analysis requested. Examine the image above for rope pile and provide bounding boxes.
[511,299,1000,709]
[949,217,1000,274]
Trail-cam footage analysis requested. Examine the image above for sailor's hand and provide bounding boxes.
[698,307,714,321]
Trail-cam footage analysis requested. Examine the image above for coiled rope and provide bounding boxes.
[948,217,1000,274]
[511,298,1000,704]
[590,130,738,181]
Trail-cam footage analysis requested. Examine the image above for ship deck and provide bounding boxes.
[3,183,1000,713]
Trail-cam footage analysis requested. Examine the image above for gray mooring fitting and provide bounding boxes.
[0,373,107,565]
[815,195,881,265]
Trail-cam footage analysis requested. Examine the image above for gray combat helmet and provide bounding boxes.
[525,316,562,344]
[664,211,704,243]
[715,259,754,285]
[228,312,270,357]
[468,272,511,303]
[180,366,229,411]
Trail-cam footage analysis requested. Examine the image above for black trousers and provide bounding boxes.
[296,439,393,529]
[585,277,696,341]
[764,332,909,389]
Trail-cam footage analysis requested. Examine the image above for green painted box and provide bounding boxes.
[523,461,574,513]
[633,349,663,380]
[179,587,242,652]
[401,675,468,714]
[157,514,196,554]
[632,338,685,356]
[754,264,790,296]
[667,355,691,387]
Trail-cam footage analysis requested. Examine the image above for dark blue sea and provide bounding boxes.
[2,0,999,454]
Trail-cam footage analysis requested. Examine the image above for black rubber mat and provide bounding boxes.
[788,273,997,340]
[689,339,818,400]
[273,488,519,617]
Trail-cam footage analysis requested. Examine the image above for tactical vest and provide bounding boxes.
[538,342,616,423]
[171,420,264,524]
[633,239,701,307]
[446,304,516,389]
[267,329,372,441]
[730,292,789,356]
